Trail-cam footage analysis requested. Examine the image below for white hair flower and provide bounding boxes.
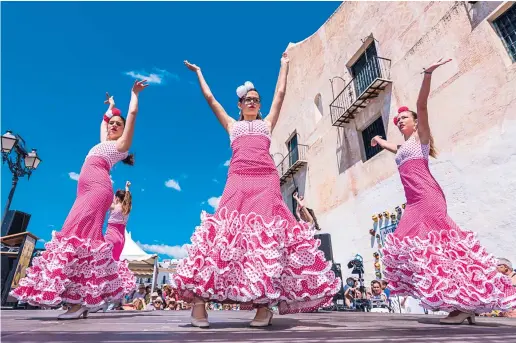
[236,81,255,99]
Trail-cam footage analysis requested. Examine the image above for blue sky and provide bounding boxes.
[1,1,340,259]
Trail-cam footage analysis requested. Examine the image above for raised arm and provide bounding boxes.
[101,93,115,142]
[371,135,399,154]
[417,58,451,144]
[184,60,235,132]
[116,80,148,153]
[265,52,290,133]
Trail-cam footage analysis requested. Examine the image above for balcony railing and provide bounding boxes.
[276,144,308,186]
[330,56,392,127]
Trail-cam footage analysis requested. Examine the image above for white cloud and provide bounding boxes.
[207,196,221,210]
[212,178,219,183]
[165,179,181,191]
[223,159,230,167]
[125,68,179,85]
[141,188,145,192]
[38,238,46,243]
[110,175,114,184]
[137,241,188,259]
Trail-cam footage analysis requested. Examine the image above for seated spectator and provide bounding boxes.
[165,299,177,311]
[368,280,389,312]
[380,280,390,299]
[146,297,163,311]
[496,258,516,318]
[344,278,362,308]
[132,284,146,301]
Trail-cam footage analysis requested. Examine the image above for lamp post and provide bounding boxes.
[1,130,41,224]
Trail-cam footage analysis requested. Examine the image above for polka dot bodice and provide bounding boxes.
[230,120,270,143]
[107,203,129,225]
[86,140,129,169]
[395,135,430,167]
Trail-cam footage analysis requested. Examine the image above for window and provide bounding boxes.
[493,3,516,62]
[162,275,166,285]
[290,187,299,217]
[287,134,299,167]
[362,116,386,160]
[314,93,323,121]
[351,43,381,96]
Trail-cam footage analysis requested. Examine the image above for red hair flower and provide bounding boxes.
[393,106,409,125]
[111,108,122,116]
[103,107,122,123]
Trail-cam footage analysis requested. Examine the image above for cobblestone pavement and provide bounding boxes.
[1,310,515,343]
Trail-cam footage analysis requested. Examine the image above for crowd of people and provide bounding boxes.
[9,52,516,328]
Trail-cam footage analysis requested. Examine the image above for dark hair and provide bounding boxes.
[307,208,321,231]
[371,280,381,287]
[115,189,132,216]
[115,116,135,165]
[406,110,437,158]
[238,88,262,121]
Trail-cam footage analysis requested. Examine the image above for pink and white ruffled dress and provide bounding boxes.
[104,204,136,295]
[382,135,516,313]
[170,120,341,314]
[11,140,130,307]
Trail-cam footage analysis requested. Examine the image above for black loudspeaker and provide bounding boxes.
[314,233,333,262]
[1,210,31,237]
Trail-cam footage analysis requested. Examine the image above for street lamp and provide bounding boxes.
[1,130,42,224]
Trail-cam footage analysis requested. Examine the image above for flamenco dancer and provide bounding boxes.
[106,181,136,293]
[171,53,340,328]
[11,80,148,319]
[371,59,516,324]
[91,180,137,313]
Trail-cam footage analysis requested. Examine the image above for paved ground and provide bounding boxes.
[1,309,515,343]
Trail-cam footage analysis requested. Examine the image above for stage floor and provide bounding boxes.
[1,309,515,343]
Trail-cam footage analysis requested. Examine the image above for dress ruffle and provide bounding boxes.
[170,207,341,314]
[10,231,127,307]
[382,228,516,313]
[117,259,137,296]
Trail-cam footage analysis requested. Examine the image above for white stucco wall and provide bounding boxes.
[323,118,516,280]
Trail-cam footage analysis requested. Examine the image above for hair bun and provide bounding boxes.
[112,108,122,116]
[236,81,255,98]
[398,106,409,114]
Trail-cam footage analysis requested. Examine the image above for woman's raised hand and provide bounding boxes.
[422,58,452,74]
[184,60,200,72]
[132,80,149,94]
[104,92,115,106]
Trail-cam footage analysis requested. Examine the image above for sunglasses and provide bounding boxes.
[244,97,260,104]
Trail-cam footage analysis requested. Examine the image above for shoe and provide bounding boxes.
[88,303,109,313]
[190,301,209,328]
[57,306,89,320]
[439,311,475,325]
[250,308,273,327]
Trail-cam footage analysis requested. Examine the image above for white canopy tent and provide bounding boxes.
[120,230,159,291]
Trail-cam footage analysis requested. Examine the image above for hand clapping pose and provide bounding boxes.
[373,59,516,324]
[171,53,340,328]
[11,80,148,320]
